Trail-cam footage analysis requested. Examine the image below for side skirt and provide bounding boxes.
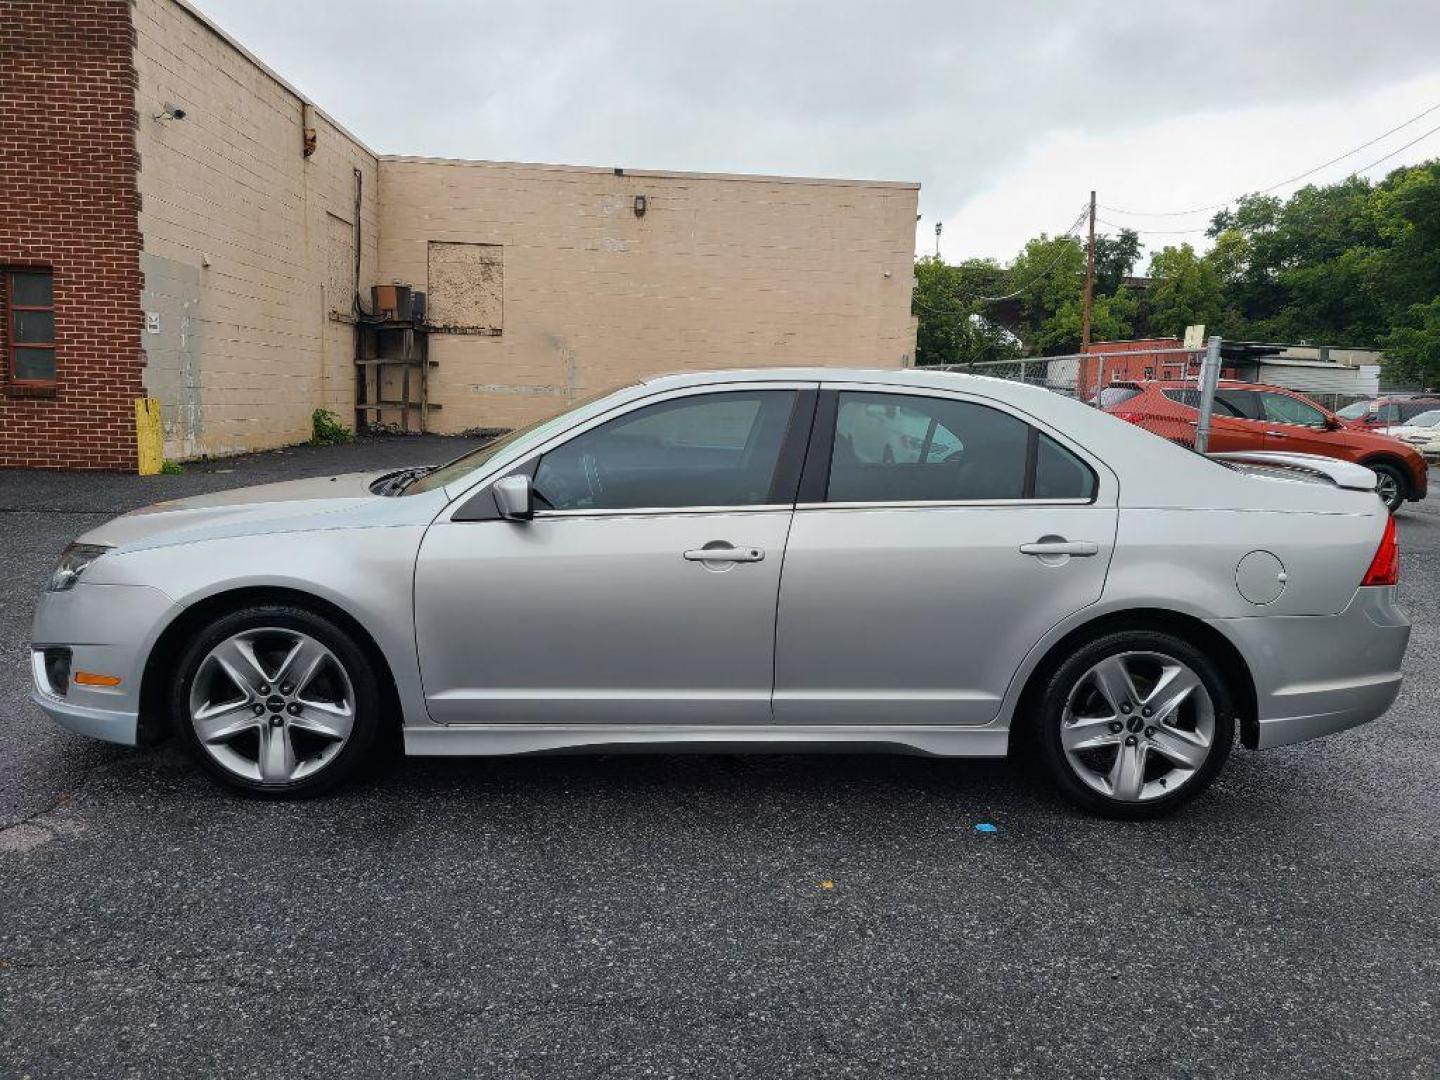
[402,724,1011,758]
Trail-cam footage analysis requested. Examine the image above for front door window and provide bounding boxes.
[533,390,797,511]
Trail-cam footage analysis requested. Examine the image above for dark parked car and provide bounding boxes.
[1336,395,1440,429]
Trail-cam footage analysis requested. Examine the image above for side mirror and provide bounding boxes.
[1325,415,1342,431]
[492,475,533,521]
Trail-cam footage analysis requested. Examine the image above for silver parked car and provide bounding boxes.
[32,369,1409,816]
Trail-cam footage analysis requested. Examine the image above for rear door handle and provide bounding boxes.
[684,544,765,563]
[1019,540,1099,557]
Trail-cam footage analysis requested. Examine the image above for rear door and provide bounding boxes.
[1204,388,1269,452]
[773,386,1118,726]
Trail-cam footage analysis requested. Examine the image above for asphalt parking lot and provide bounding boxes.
[2,439,1437,1079]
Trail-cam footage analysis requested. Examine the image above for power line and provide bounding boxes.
[1097,217,1208,236]
[1100,99,1440,218]
[1350,118,1440,177]
[911,204,1090,319]
[972,205,1090,303]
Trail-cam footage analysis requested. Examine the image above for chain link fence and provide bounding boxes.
[932,344,1218,450]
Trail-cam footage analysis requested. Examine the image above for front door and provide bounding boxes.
[1255,390,1339,456]
[414,386,810,725]
[774,388,1118,726]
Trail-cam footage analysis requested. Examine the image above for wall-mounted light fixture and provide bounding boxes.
[154,102,187,122]
[634,195,648,217]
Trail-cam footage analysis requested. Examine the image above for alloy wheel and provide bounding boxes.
[188,627,356,785]
[1375,470,1401,510]
[1059,651,1216,803]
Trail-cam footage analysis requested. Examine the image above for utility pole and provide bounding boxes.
[1081,189,1097,349]
[934,221,942,258]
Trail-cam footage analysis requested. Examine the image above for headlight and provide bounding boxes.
[48,543,111,592]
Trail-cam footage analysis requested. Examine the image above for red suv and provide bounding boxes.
[1098,380,1429,512]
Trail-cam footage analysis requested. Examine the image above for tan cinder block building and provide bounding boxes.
[0,0,918,468]
[380,158,920,433]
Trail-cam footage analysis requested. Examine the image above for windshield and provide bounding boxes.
[403,386,632,494]
[1335,400,1372,419]
[1406,409,1440,428]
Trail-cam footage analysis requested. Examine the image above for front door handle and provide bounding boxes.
[683,544,765,563]
[1265,430,1290,438]
[1019,539,1099,557]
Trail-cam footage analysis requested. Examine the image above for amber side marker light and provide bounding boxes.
[1361,515,1399,587]
[73,671,122,688]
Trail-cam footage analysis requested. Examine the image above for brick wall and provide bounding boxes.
[0,0,144,470]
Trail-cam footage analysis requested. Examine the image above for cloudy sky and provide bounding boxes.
[193,0,1440,266]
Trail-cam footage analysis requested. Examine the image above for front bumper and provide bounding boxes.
[1209,585,1410,749]
[31,582,178,747]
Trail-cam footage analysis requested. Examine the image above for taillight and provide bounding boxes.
[1361,514,1399,587]
[1112,411,1143,424]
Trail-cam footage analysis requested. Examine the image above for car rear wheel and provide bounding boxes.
[171,604,382,797]
[1369,463,1406,513]
[1033,630,1235,818]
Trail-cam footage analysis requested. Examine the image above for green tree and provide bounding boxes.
[912,255,1020,366]
[1147,244,1225,338]
[1006,234,1087,348]
[1036,288,1139,354]
[1093,228,1141,294]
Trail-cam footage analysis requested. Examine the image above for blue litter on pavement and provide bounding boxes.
[974,823,998,833]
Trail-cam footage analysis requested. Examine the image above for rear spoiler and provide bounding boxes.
[1209,451,1378,492]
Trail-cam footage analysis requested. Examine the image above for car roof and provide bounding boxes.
[1131,379,1300,394]
[639,366,1024,392]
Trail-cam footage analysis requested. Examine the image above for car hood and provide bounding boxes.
[78,471,444,551]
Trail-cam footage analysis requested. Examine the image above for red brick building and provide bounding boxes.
[0,0,144,469]
[1,0,918,471]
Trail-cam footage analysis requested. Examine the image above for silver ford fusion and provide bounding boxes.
[31,369,1409,816]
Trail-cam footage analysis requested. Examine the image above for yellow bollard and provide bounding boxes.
[134,398,164,476]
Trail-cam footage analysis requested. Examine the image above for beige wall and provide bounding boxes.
[378,158,919,434]
[133,0,379,458]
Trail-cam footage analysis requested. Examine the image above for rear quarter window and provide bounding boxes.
[1096,386,1142,408]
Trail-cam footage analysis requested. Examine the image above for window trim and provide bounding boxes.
[4,267,57,388]
[800,387,1101,509]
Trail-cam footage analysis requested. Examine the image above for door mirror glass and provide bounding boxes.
[492,474,533,520]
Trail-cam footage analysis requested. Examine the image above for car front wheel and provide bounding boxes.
[1033,631,1235,818]
[171,604,382,797]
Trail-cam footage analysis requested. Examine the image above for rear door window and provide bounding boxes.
[1161,388,1244,417]
[826,391,1095,503]
[1213,389,1264,420]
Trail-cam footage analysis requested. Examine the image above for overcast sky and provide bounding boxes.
[193,0,1440,266]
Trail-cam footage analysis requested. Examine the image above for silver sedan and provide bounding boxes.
[31,369,1410,817]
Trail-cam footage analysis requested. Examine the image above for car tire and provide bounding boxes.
[1032,630,1235,819]
[1369,462,1407,513]
[170,604,383,798]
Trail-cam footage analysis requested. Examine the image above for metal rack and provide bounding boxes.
[354,318,438,434]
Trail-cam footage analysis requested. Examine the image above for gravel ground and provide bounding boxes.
[1,441,1436,1079]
